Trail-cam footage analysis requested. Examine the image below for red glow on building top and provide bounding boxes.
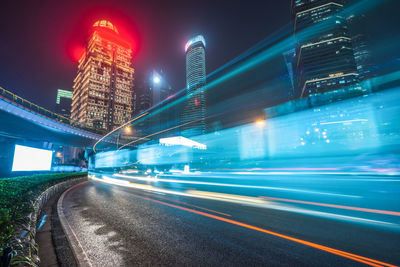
[93,20,119,34]
[91,20,132,50]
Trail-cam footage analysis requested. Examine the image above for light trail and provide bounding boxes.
[127,192,397,267]
[90,176,270,206]
[114,173,361,198]
[138,191,232,217]
[90,177,397,229]
[261,196,400,216]
[319,119,369,125]
[92,112,148,153]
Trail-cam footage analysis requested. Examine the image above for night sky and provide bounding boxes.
[0,0,290,110]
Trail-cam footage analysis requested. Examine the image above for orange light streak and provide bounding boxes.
[260,196,400,216]
[128,192,397,267]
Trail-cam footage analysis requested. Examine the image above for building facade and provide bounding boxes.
[292,0,361,99]
[71,20,134,132]
[55,89,73,118]
[181,35,207,136]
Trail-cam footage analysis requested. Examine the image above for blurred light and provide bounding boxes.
[184,165,190,174]
[187,190,267,204]
[124,126,132,134]
[153,76,161,84]
[255,120,266,127]
[159,136,207,149]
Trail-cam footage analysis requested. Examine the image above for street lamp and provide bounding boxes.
[153,75,161,84]
[255,120,265,127]
[117,126,132,149]
[124,126,132,134]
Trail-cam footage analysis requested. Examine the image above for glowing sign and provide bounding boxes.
[159,136,207,150]
[56,89,73,104]
[185,35,206,53]
[12,145,53,171]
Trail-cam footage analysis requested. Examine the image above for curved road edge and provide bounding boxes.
[57,181,93,267]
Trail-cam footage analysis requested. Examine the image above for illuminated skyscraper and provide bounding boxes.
[55,89,73,118]
[292,0,360,99]
[181,35,206,136]
[71,20,134,132]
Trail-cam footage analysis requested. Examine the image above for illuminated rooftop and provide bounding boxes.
[185,35,206,52]
[93,20,119,34]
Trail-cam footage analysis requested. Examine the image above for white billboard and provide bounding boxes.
[12,145,53,171]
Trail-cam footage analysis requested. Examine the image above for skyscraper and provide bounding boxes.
[181,35,206,136]
[55,89,73,118]
[71,20,134,132]
[292,0,360,99]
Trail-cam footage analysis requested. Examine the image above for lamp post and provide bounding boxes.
[116,126,132,149]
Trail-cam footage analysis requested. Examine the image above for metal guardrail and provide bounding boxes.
[0,86,96,133]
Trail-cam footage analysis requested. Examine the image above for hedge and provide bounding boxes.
[0,172,87,261]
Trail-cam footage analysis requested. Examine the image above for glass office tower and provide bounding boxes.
[292,0,360,99]
[181,35,207,136]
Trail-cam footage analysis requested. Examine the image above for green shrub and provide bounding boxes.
[0,172,87,254]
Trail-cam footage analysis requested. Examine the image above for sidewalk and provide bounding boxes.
[36,191,77,267]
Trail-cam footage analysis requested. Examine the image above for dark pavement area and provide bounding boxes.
[59,180,400,266]
[36,191,78,267]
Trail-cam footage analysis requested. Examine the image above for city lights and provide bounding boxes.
[124,126,132,134]
[1,0,400,266]
[255,120,266,127]
[153,75,161,84]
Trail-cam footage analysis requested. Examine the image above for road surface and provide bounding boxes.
[59,173,400,266]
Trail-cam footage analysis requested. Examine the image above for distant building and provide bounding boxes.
[181,35,207,136]
[133,75,151,116]
[346,9,373,83]
[150,69,173,106]
[134,70,174,115]
[292,0,361,99]
[71,20,134,132]
[282,48,296,99]
[55,89,73,118]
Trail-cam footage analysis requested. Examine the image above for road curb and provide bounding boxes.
[57,181,93,267]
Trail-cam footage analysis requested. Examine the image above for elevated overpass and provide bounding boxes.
[0,86,128,176]
[0,86,104,147]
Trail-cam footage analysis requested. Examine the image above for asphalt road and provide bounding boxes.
[60,176,400,266]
